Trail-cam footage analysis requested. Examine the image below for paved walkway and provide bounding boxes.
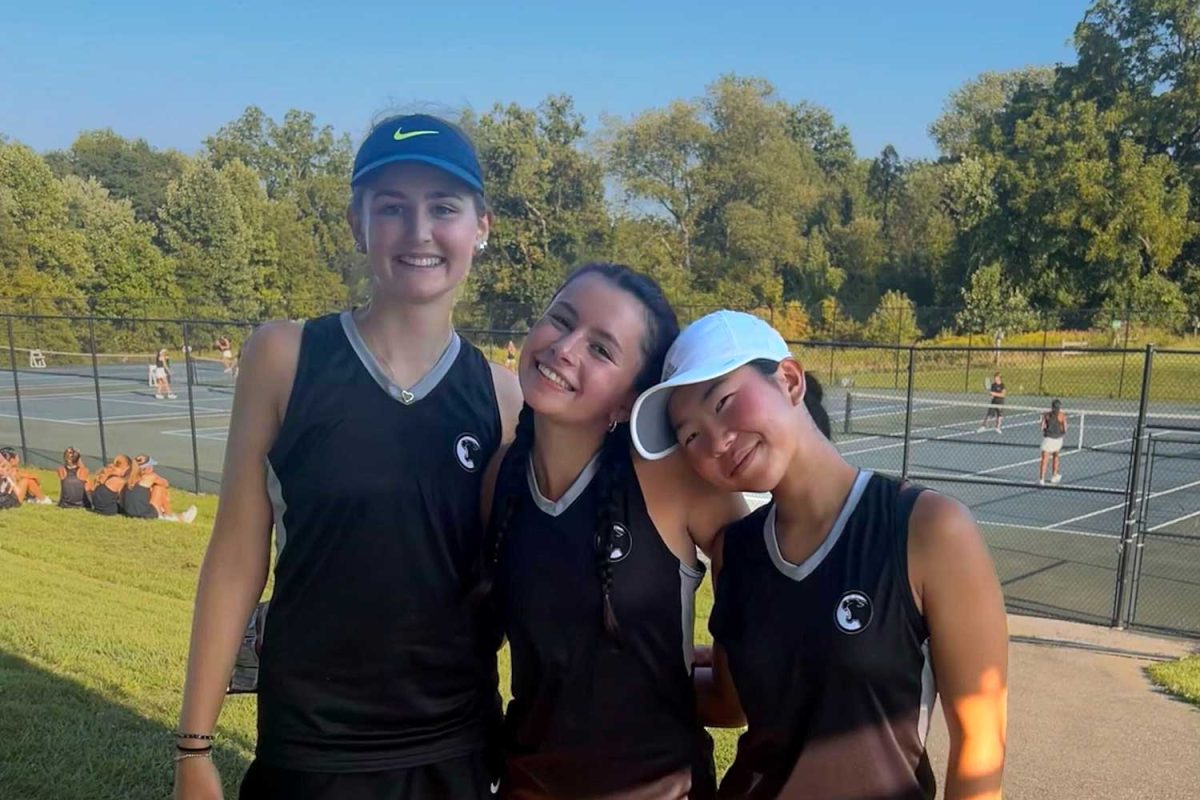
[925,615,1199,799]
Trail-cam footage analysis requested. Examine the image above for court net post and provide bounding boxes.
[1112,344,1154,629]
[87,317,109,465]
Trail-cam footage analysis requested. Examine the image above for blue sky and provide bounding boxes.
[2,0,1088,160]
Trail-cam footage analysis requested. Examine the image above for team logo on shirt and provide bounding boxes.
[597,522,632,563]
[835,591,873,634]
[454,433,481,472]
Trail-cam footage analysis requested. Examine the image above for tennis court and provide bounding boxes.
[0,347,237,493]
[3,344,1199,635]
[834,390,1200,636]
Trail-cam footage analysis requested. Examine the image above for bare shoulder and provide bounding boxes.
[908,490,995,587]
[487,361,523,443]
[241,320,303,372]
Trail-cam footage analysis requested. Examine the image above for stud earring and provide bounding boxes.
[476,240,488,254]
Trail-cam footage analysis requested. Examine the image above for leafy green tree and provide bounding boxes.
[929,68,1056,159]
[867,145,903,238]
[955,263,1040,335]
[59,175,178,323]
[467,96,609,322]
[603,100,709,274]
[863,290,921,344]
[46,130,188,223]
[786,101,856,178]
[158,160,256,320]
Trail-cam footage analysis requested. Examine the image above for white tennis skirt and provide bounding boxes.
[1041,437,1064,454]
[153,366,168,381]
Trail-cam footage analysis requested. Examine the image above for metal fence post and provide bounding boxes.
[1116,307,1133,399]
[1037,326,1049,395]
[893,310,903,390]
[1111,345,1154,628]
[964,332,973,392]
[5,317,29,462]
[182,323,203,494]
[87,317,109,464]
[901,346,917,480]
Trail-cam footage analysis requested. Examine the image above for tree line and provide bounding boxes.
[2,0,1198,355]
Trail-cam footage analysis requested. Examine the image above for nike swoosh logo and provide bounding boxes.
[394,129,439,141]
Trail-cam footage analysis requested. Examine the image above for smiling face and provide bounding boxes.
[349,162,488,305]
[667,360,806,493]
[518,273,651,428]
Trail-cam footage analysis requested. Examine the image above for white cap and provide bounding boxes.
[630,310,791,460]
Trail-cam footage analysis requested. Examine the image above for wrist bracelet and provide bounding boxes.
[173,732,215,741]
[175,743,213,754]
[173,751,213,763]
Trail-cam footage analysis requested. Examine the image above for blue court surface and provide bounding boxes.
[3,369,1198,635]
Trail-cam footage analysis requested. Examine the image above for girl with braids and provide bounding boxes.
[175,114,522,800]
[479,264,748,799]
[631,311,1008,800]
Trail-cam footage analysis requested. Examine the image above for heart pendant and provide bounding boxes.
[400,389,415,404]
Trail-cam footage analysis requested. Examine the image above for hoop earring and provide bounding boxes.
[608,419,618,433]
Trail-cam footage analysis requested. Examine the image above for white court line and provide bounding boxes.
[1148,508,1200,533]
[841,411,1043,457]
[98,412,231,424]
[977,519,1120,540]
[0,412,90,425]
[96,396,230,413]
[1045,477,1200,530]
[966,433,1135,477]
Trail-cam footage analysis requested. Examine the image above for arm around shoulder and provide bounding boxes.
[488,362,523,444]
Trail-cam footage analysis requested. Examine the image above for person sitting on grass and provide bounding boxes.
[57,446,91,510]
[1038,399,1068,486]
[123,453,197,523]
[90,454,131,517]
[0,457,21,511]
[0,447,53,504]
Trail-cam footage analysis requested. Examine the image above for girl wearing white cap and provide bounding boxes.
[630,311,1008,800]
[477,263,747,799]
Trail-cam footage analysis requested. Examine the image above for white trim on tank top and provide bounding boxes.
[339,310,461,405]
[763,469,874,581]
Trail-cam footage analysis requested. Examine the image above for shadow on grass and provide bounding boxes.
[0,650,251,800]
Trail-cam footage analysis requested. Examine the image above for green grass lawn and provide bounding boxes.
[0,470,739,799]
[1147,655,1200,707]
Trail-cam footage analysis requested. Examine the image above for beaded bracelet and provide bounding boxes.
[173,751,213,763]
[173,732,215,742]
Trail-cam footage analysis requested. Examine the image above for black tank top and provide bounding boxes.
[711,471,936,800]
[90,482,121,515]
[1044,411,1065,438]
[59,466,88,508]
[123,484,158,519]
[495,445,714,798]
[258,311,502,771]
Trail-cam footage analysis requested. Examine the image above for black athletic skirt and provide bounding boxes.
[238,752,496,800]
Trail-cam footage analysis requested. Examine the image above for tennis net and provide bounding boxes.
[8,347,237,390]
[843,391,1200,455]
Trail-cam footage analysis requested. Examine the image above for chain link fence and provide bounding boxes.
[3,312,1198,636]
